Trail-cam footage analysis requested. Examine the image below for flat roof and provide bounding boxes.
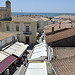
[0,32,17,40]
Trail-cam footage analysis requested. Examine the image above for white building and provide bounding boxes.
[31,17,50,32]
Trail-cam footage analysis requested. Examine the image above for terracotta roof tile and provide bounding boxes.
[51,47,75,75]
[44,22,71,34]
[53,47,75,59]
[46,27,75,43]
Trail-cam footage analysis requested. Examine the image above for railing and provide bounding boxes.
[23,31,32,35]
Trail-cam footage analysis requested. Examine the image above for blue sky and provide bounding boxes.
[0,0,75,13]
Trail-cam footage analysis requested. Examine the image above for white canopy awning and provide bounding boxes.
[13,45,28,57]
[4,42,29,57]
[25,61,47,75]
[29,43,47,61]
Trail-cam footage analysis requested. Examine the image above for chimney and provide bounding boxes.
[59,22,61,28]
[52,27,54,32]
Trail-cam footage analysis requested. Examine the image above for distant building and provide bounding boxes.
[0,0,11,20]
[31,16,50,32]
[44,22,71,34]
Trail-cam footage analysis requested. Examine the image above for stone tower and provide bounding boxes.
[6,0,11,18]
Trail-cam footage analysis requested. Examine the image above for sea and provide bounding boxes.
[11,12,75,17]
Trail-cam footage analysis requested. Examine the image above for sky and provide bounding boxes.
[0,0,75,13]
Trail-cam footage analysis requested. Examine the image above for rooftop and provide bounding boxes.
[53,47,75,59]
[31,17,49,21]
[0,32,16,40]
[46,27,75,43]
[44,22,71,34]
[51,47,75,75]
[12,16,37,22]
[54,15,75,21]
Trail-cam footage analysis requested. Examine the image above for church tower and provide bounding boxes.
[6,0,11,18]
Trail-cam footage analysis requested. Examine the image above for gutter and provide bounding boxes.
[49,62,57,75]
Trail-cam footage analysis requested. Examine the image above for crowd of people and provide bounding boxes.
[17,49,29,67]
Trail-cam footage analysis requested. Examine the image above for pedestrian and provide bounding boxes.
[22,53,27,60]
[23,59,27,67]
[25,50,29,55]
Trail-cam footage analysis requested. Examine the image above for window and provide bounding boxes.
[16,25,19,31]
[12,36,15,41]
[26,26,29,32]
[7,25,10,31]
[7,6,9,8]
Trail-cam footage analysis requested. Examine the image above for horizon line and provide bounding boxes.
[11,12,75,14]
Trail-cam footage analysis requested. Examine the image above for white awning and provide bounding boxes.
[25,61,47,75]
[13,45,29,57]
[0,51,9,62]
[29,43,47,61]
[4,42,29,57]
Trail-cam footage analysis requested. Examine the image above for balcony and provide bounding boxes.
[23,31,32,35]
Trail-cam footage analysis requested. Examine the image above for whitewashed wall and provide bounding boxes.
[0,35,17,48]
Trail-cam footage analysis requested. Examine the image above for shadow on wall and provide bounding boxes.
[48,36,75,47]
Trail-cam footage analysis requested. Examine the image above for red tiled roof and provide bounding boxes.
[52,56,75,75]
[53,47,75,60]
[46,27,75,43]
[51,47,75,75]
[44,22,71,34]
